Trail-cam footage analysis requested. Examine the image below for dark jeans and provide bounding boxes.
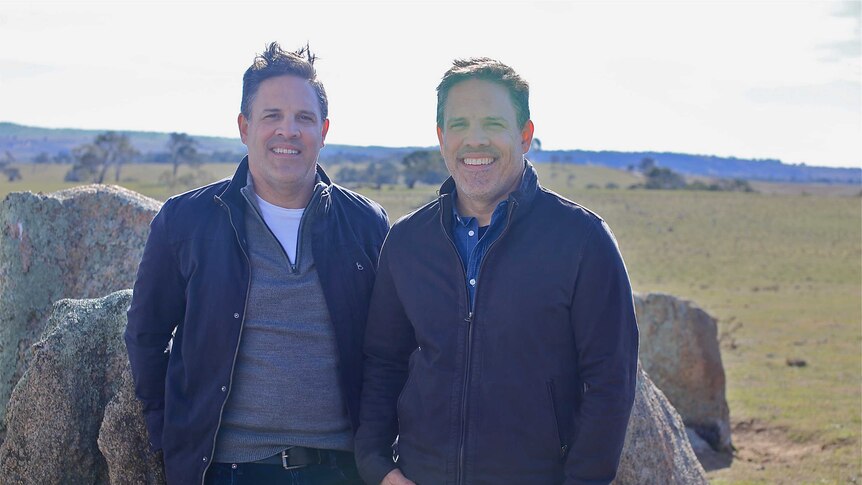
[204,460,364,485]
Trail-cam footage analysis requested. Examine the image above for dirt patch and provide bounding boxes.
[730,419,822,465]
[700,417,857,479]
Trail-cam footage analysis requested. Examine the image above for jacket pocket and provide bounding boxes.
[546,379,569,460]
[396,347,421,417]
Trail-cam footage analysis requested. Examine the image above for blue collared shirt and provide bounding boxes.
[451,164,529,307]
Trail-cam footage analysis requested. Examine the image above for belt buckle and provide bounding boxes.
[281,448,305,470]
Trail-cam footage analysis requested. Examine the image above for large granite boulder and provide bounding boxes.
[635,292,732,451]
[0,290,165,484]
[0,290,703,484]
[0,185,160,428]
[614,364,708,484]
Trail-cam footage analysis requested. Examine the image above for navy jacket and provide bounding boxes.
[355,162,638,485]
[125,158,389,485]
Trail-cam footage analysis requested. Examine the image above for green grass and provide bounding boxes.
[2,161,860,483]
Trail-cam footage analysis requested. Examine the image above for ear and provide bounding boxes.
[320,119,330,147]
[520,120,535,154]
[238,113,249,145]
[436,126,445,155]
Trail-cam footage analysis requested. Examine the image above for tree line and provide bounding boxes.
[63,132,204,186]
[627,158,754,192]
[28,130,451,191]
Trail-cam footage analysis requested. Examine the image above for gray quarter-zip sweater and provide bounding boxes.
[212,183,352,462]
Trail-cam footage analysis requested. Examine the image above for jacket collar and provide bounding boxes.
[439,158,540,210]
[219,155,333,208]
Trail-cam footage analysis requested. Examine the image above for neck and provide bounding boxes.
[253,179,315,209]
[455,196,501,227]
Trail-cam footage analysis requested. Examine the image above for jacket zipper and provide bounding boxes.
[241,188,319,274]
[443,198,517,485]
[202,195,253,484]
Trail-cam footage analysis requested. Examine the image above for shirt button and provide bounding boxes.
[468,230,475,237]
[221,386,227,392]
[469,278,476,286]
[202,457,208,462]
[231,464,238,469]
[233,313,240,319]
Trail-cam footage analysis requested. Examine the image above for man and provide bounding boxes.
[125,42,388,485]
[355,58,638,485]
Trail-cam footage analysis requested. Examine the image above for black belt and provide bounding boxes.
[252,446,351,470]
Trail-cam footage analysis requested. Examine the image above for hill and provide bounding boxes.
[1,122,858,184]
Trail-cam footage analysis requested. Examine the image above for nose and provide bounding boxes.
[275,119,301,139]
[464,125,490,147]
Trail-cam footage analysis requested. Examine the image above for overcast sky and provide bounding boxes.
[1,0,859,168]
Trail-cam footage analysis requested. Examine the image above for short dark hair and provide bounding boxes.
[436,57,530,129]
[240,42,328,120]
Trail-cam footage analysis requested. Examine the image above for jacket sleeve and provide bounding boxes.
[565,219,638,485]
[354,233,417,485]
[124,202,186,452]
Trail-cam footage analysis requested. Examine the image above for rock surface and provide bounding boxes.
[614,365,708,484]
[635,292,732,451]
[0,185,160,427]
[0,287,705,484]
[0,290,164,484]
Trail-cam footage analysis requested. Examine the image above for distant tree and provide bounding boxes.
[639,157,657,173]
[53,151,74,164]
[334,165,364,187]
[65,144,103,182]
[33,152,52,164]
[365,160,399,189]
[66,132,138,183]
[167,132,201,181]
[530,138,542,152]
[687,177,755,193]
[643,166,686,190]
[97,132,138,182]
[3,167,21,182]
[1,151,15,164]
[335,160,399,189]
[401,150,448,189]
[0,151,21,181]
[719,178,754,193]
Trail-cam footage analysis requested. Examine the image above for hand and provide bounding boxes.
[380,468,416,485]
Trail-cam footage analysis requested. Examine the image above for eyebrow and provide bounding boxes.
[447,116,508,124]
[260,108,318,119]
[484,116,508,124]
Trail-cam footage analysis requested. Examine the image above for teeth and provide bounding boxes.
[463,157,494,165]
[272,148,299,155]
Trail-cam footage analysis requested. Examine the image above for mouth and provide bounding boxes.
[271,147,301,155]
[460,156,495,166]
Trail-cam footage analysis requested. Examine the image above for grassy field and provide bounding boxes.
[2,162,860,483]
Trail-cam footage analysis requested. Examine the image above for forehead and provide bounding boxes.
[444,79,516,120]
[251,75,320,115]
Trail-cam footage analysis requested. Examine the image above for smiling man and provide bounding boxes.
[125,42,388,485]
[355,58,639,485]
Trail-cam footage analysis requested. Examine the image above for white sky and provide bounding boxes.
[1,0,859,168]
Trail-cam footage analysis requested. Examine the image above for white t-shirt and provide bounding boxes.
[254,194,304,264]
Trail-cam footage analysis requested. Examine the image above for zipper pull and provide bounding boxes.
[465,312,473,324]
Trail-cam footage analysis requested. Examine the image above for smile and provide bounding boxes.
[272,148,300,155]
[462,157,494,166]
